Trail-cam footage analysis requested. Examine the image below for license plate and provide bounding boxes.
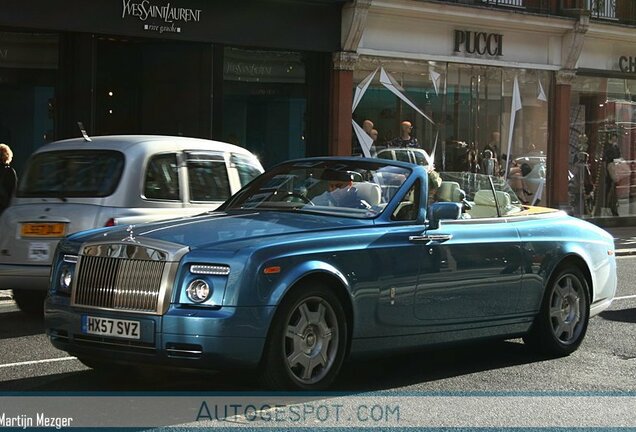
[81,315,141,340]
[21,222,66,238]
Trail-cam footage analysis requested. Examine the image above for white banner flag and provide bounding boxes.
[505,75,522,177]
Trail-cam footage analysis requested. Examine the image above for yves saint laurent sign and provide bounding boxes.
[454,30,503,57]
[121,0,202,34]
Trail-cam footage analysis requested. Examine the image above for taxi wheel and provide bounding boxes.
[523,266,590,356]
[13,289,45,316]
[260,282,348,390]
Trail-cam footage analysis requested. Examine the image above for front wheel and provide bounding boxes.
[523,266,590,356]
[260,283,348,390]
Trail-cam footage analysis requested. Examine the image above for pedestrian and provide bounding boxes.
[0,144,17,215]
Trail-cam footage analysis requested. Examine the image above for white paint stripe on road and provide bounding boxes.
[614,294,636,301]
[0,356,77,369]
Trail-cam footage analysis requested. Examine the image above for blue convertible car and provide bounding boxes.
[44,157,617,389]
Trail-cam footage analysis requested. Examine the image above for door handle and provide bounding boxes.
[408,234,452,245]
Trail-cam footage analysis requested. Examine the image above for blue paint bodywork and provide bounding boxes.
[44,157,617,371]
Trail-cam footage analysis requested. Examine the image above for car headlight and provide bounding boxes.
[56,254,78,294]
[186,279,211,303]
[60,267,73,292]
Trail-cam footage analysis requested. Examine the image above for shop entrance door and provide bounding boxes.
[444,64,503,171]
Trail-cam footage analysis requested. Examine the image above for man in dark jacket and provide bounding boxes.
[0,143,17,215]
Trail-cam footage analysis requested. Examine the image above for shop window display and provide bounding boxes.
[353,60,551,206]
[569,76,636,218]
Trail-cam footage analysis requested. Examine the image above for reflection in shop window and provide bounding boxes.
[352,61,441,160]
[222,47,306,168]
[569,76,636,218]
[353,59,551,207]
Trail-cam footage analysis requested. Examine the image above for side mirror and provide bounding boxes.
[428,202,462,230]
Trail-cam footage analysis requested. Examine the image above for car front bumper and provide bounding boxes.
[44,296,273,370]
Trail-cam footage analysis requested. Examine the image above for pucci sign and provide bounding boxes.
[454,30,503,57]
[121,0,202,34]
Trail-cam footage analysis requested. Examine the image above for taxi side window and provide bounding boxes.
[144,153,180,201]
[186,154,231,202]
[231,153,263,186]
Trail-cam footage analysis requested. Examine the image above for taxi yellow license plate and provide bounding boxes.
[20,223,66,238]
[81,316,141,340]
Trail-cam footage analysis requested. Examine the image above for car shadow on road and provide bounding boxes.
[0,364,262,392]
[0,339,551,393]
[334,339,551,391]
[0,310,44,340]
[599,308,636,324]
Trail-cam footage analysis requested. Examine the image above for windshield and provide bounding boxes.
[224,160,412,219]
[17,150,124,198]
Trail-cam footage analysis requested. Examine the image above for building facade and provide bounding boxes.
[0,0,344,173]
[336,0,636,222]
[2,0,636,222]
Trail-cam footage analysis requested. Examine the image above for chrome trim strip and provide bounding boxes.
[166,348,203,355]
[63,254,79,264]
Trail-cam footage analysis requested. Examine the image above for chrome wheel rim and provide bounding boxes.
[284,296,339,385]
[549,273,585,344]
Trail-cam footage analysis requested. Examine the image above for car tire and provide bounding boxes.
[523,266,590,356]
[12,289,46,316]
[260,282,348,390]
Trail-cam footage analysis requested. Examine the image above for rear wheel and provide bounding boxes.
[260,282,348,390]
[523,266,590,356]
[13,289,46,315]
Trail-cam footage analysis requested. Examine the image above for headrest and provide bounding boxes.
[353,182,382,206]
[474,190,511,207]
[437,181,461,202]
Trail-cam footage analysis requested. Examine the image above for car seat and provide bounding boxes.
[436,181,462,202]
[354,182,382,206]
[468,190,516,218]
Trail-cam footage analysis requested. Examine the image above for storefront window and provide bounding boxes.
[569,75,636,218]
[353,59,551,206]
[222,47,306,168]
[0,31,57,177]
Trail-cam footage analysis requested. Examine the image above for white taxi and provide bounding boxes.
[0,135,263,313]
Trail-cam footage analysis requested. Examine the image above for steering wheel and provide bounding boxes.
[282,192,315,206]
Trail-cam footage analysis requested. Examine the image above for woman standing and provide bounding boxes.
[0,143,17,215]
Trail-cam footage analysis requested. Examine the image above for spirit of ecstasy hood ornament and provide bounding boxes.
[122,225,138,243]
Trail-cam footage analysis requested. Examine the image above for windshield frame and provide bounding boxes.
[221,159,414,219]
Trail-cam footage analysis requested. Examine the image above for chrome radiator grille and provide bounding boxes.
[73,255,166,313]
